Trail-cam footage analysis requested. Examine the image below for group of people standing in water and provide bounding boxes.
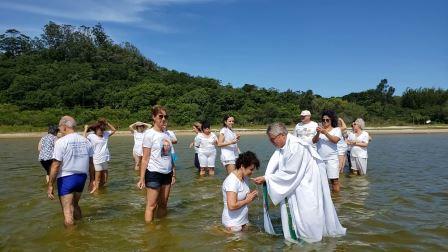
[38,105,369,243]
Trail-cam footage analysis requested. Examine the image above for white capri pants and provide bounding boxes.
[198,150,216,168]
[350,157,368,175]
[324,159,339,179]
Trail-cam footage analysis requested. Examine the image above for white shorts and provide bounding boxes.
[221,160,236,167]
[350,157,368,175]
[198,151,216,168]
[324,159,339,179]
[94,162,108,172]
[338,146,348,156]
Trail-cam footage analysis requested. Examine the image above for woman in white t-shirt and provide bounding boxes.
[347,118,369,175]
[137,105,176,223]
[222,151,259,232]
[217,115,240,174]
[129,121,151,171]
[313,110,342,193]
[83,118,116,193]
[194,121,218,176]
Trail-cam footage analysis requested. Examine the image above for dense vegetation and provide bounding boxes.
[0,22,447,131]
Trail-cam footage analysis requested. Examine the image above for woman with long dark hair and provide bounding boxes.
[312,110,342,192]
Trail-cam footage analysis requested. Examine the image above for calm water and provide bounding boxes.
[1,134,447,251]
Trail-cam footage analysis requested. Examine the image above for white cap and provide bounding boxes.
[300,110,311,116]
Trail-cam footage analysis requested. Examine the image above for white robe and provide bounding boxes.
[264,134,346,243]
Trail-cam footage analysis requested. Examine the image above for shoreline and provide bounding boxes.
[1,126,448,138]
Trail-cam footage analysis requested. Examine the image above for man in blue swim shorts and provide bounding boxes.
[47,116,95,227]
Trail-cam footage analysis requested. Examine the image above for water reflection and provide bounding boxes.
[0,134,448,250]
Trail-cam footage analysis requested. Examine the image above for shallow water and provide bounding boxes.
[1,134,447,251]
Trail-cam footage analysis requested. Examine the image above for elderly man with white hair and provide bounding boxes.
[47,115,95,227]
[347,118,370,175]
[252,122,346,243]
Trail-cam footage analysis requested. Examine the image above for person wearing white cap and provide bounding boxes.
[129,121,152,171]
[293,110,318,149]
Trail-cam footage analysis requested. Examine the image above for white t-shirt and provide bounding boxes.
[294,121,318,146]
[347,131,369,158]
[133,130,147,156]
[195,132,217,153]
[219,127,239,162]
[87,131,111,164]
[52,133,93,178]
[222,172,250,227]
[316,127,342,160]
[142,128,173,174]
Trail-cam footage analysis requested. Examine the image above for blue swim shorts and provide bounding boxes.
[57,173,87,196]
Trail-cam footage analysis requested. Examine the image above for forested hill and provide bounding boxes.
[0,22,447,129]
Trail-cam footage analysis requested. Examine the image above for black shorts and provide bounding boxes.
[145,170,173,189]
[40,160,53,175]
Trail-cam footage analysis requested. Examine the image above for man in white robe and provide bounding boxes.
[253,122,346,243]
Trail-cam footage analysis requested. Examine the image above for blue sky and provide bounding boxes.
[1,0,447,97]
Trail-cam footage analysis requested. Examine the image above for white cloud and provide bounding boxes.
[0,0,221,33]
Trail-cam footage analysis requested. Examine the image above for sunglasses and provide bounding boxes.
[157,114,169,119]
[322,118,331,123]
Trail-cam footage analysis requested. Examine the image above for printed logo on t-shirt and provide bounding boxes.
[161,139,172,158]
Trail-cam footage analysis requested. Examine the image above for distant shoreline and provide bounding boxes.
[1,126,447,138]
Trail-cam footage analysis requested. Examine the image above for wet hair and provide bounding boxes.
[222,114,234,127]
[235,151,260,170]
[266,122,288,136]
[193,122,202,133]
[48,125,59,135]
[321,110,338,128]
[201,121,211,131]
[152,105,167,117]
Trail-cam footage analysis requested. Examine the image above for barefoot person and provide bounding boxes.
[312,110,343,193]
[129,121,151,171]
[217,115,240,174]
[47,116,94,227]
[38,125,59,183]
[137,105,176,223]
[253,122,346,243]
[195,121,218,176]
[222,151,259,232]
[83,118,116,193]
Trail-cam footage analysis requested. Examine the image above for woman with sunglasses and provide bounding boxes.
[218,115,241,174]
[137,105,176,223]
[313,110,343,193]
[347,118,369,175]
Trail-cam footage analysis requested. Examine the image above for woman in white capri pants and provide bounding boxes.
[347,118,369,175]
[195,121,218,176]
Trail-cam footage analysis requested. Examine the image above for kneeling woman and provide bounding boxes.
[137,105,176,223]
[222,151,259,232]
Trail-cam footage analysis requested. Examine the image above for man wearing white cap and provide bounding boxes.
[294,110,318,149]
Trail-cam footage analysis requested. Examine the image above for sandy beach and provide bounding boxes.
[1,126,447,138]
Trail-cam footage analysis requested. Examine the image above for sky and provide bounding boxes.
[1,0,447,97]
